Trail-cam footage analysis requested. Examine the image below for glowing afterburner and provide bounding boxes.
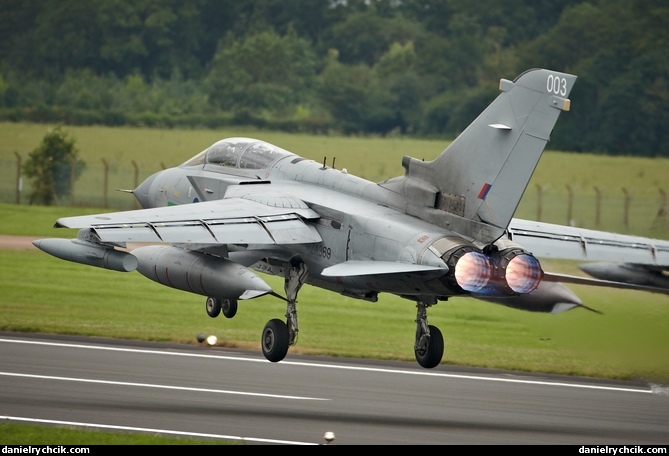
[454,251,491,292]
[504,253,543,294]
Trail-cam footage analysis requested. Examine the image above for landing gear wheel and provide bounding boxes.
[222,299,238,318]
[262,318,290,362]
[414,325,444,369]
[205,297,221,318]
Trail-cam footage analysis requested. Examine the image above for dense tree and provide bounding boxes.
[0,0,45,77]
[0,0,668,155]
[516,0,669,155]
[373,42,423,134]
[23,126,85,206]
[322,10,426,66]
[317,50,374,134]
[205,28,318,117]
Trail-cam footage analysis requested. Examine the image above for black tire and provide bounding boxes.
[414,325,444,369]
[222,299,238,318]
[205,297,221,318]
[262,318,290,363]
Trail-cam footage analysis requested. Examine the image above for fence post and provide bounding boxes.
[132,160,139,209]
[594,186,601,227]
[69,156,76,206]
[651,188,668,232]
[535,183,549,222]
[656,188,667,220]
[102,158,109,208]
[14,151,22,204]
[658,188,667,216]
[622,187,631,229]
[566,185,574,226]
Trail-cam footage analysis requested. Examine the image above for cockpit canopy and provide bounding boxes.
[181,137,296,170]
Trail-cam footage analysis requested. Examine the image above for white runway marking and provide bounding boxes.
[0,337,653,394]
[0,371,330,401]
[0,415,319,445]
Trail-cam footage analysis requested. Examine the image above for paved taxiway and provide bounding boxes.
[1,332,668,445]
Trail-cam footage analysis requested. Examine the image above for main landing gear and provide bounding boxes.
[262,261,308,362]
[414,299,444,368]
[204,264,444,369]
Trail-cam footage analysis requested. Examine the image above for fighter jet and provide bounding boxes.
[33,68,669,368]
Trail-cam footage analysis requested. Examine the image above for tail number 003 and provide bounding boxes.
[547,74,567,96]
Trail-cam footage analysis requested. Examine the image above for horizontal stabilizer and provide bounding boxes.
[542,271,669,296]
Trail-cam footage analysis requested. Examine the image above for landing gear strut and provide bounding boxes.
[414,299,444,368]
[261,261,308,363]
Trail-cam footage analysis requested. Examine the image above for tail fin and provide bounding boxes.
[394,68,576,237]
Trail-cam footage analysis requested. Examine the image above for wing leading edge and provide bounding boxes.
[55,198,322,245]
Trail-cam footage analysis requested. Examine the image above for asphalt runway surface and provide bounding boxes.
[1,331,668,445]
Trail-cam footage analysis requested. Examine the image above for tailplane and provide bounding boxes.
[385,69,576,239]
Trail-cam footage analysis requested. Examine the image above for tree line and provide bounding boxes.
[0,0,667,156]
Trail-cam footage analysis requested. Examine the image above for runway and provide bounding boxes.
[1,332,668,445]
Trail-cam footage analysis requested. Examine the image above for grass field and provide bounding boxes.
[1,121,668,381]
[2,202,669,383]
[0,423,229,445]
[1,122,668,239]
[1,122,668,444]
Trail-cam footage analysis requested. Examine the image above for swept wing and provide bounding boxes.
[33,68,669,370]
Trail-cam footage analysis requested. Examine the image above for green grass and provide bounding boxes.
[2,204,668,382]
[1,203,113,236]
[0,423,233,445]
[1,123,669,444]
[2,121,668,192]
[1,121,668,240]
[2,247,668,445]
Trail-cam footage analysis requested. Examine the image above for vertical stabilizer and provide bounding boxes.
[399,68,576,232]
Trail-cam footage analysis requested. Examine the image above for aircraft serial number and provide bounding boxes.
[311,244,332,259]
[546,74,568,96]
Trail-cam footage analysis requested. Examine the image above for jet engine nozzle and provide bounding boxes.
[452,250,491,292]
[489,249,544,294]
[437,244,491,293]
[439,242,543,296]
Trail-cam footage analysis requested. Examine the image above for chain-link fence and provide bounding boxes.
[514,185,667,239]
[0,156,164,210]
[1,155,667,239]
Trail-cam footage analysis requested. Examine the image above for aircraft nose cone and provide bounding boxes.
[133,171,160,208]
